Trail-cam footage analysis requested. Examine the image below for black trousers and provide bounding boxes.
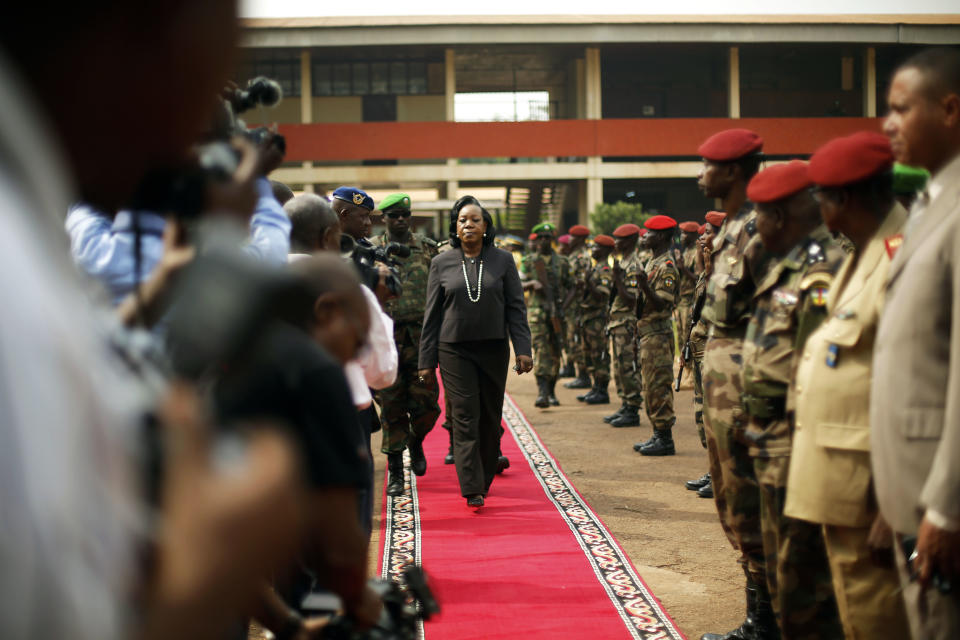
[438,339,510,497]
[357,406,375,539]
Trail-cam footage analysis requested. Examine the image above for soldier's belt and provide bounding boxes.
[637,318,673,338]
[741,393,786,420]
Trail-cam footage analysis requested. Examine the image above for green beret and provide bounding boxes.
[379,192,411,212]
[892,163,929,195]
[531,222,557,236]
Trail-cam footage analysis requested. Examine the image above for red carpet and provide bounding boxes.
[378,389,685,640]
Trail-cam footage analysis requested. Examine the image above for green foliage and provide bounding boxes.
[589,201,650,236]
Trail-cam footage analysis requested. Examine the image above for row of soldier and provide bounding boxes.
[513,46,960,640]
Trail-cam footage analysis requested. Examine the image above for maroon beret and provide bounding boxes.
[558,234,572,245]
[747,160,813,204]
[808,131,894,188]
[679,221,700,233]
[528,233,537,241]
[645,215,678,231]
[698,129,764,162]
[568,224,590,237]
[639,228,648,236]
[613,223,641,237]
[704,211,727,227]
[698,224,707,235]
[594,234,615,247]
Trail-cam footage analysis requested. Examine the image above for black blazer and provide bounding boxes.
[419,246,532,369]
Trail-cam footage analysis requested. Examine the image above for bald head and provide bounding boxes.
[285,194,340,254]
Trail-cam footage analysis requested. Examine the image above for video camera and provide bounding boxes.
[304,567,440,640]
[341,234,406,297]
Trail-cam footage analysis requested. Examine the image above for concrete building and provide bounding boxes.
[239,14,960,232]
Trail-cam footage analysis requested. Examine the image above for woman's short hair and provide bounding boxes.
[449,195,496,248]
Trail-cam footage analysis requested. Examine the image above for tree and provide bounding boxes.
[590,201,650,236]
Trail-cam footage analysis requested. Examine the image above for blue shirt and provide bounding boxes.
[66,177,291,304]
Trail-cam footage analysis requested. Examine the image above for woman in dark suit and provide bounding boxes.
[418,196,533,508]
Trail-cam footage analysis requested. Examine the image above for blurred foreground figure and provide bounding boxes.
[872,47,960,639]
[0,2,304,639]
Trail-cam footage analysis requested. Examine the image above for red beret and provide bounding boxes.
[593,234,615,247]
[808,131,894,188]
[747,160,812,204]
[528,233,537,241]
[679,221,700,233]
[639,228,648,236]
[558,234,572,245]
[705,211,727,227]
[698,224,707,235]
[568,224,590,237]
[613,223,641,237]
[698,129,764,162]
[645,215,678,231]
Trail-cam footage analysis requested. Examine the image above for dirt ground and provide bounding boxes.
[370,365,745,640]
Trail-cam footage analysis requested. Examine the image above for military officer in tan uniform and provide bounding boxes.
[741,161,846,639]
[785,132,910,639]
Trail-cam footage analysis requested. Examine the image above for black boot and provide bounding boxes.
[563,369,591,389]
[534,376,550,408]
[610,405,640,427]
[686,472,711,491]
[603,403,628,423]
[700,572,759,640]
[576,388,593,401]
[547,377,560,406]
[632,433,656,452]
[386,453,405,497]
[408,437,427,476]
[698,479,714,498]
[558,362,576,378]
[752,582,779,639]
[585,384,610,405]
[639,429,675,456]
[444,429,455,465]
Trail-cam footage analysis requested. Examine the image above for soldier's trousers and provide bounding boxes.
[580,314,610,386]
[637,326,675,431]
[702,332,764,584]
[693,355,706,448]
[609,323,642,407]
[564,313,584,370]
[675,300,693,351]
[377,323,441,455]
[822,522,910,640]
[530,319,562,378]
[755,451,843,640]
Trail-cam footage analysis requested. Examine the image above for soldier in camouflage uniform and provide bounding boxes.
[373,193,441,497]
[562,225,594,389]
[674,222,700,382]
[741,162,844,639]
[576,234,616,404]
[604,223,645,427]
[520,222,571,408]
[697,130,776,640]
[632,216,681,456]
[684,215,725,499]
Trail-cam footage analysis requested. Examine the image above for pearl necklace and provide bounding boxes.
[461,256,483,303]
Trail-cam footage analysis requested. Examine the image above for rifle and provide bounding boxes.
[534,256,564,352]
[675,286,706,392]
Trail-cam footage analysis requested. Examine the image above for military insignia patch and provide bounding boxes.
[663,277,675,288]
[627,278,638,287]
[353,193,365,205]
[810,287,828,306]
[773,288,799,306]
[884,234,903,259]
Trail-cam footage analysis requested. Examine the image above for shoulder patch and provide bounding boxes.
[884,234,904,260]
[809,287,829,307]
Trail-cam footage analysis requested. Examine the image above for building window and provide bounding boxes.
[310,59,438,97]
[237,50,301,97]
[455,91,551,122]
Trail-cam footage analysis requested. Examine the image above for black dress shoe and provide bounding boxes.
[685,473,711,491]
[639,432,675,456]
[444,453,455,465]
[466,495,484,508]
[496,456,510,473]
[697,480,714,498]
[408,438,427,476]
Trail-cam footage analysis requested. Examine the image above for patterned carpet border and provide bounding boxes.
[502,394,687,640]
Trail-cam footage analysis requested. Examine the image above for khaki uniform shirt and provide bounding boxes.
[785,204,908,527]
[740,225,845,456]
[608,249,643,330]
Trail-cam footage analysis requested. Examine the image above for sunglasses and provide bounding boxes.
[385,210,412,219]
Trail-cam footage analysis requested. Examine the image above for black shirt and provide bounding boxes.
[214,324,367,489]
[419,246,532,369]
